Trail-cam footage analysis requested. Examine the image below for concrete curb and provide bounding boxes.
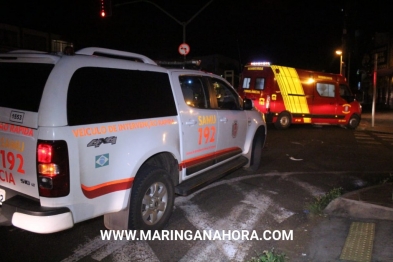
[325,197,393,221]
[325,184,393,221]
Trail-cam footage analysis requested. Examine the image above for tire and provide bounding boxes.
[248,129,264,172]
[128,165,174,231]
[274,112,291,129]
[347,114,360,129]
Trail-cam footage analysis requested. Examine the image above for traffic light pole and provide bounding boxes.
[115,0,213,43]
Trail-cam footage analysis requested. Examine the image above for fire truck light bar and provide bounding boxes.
[250,62,271,66]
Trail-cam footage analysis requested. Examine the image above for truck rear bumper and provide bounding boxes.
[2,195,73,234]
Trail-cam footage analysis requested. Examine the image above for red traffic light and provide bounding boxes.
[100,0,112,17]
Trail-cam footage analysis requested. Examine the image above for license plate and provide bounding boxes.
[0,189,5,205]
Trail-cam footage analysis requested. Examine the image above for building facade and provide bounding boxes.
[0,23,73,53]
[359,32,393,108]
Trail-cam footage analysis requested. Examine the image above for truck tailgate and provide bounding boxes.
[0,120,39,199]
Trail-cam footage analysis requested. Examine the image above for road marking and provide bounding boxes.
[91,239,129,260]
[61,172,314,261]
[60,236,108,262]
[176,176,295,261]
[230,182,294,223]
[178,189,267,261]
[175,173,267,205]
[61,235,159,262]
[109,240,159,262]
[284,177,325,197]
[355,132,393,147]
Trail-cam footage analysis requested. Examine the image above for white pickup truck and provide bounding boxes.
[0,47,266,233]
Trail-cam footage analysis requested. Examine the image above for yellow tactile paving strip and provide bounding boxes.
[340,222,375,262]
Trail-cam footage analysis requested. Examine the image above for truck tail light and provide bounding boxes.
[37,140,70,197]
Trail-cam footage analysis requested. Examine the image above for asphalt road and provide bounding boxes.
[1,124,392,261]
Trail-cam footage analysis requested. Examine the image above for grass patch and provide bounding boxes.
[306,187,343,215]
[247,248,288,262]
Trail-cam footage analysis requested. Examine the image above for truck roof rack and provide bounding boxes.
[75,47,157,65]
[7,50,47,54]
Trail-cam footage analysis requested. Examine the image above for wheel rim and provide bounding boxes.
[349,116,359,128]
[280,116,289,127]
[141,182,168,225]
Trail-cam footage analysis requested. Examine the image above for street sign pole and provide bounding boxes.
[372,53,378,127]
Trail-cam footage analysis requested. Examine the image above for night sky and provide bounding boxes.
[0,0,392,73]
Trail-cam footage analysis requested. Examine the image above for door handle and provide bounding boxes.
[185,119,197,126]
[220,117,228,123]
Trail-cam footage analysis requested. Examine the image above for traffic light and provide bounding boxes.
[100,0,112,17]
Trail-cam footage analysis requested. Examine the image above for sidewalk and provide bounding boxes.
[357,108,393,133]
[314,108,393,261]
[316,182,393,262]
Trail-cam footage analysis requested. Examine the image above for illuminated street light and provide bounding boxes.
[335,50,343,75]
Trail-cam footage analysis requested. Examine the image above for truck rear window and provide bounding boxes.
[0,63,54,112]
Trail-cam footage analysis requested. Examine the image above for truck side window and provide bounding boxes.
[179,76,209,109]
[255,78,265,90]
[316,83,335,98]
[339,84,355,102]
[242,77,251,89]
[67,67,177,126]
[211,79,241,110]
[339,84,350,96]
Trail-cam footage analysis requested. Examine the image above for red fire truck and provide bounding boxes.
[238,62,362,129]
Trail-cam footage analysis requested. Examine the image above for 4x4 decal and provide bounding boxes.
[87,136,117,148]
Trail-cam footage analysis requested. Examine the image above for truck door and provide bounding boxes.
[175,74,218,178]
[209,78,247,162]
[310,82,339,123]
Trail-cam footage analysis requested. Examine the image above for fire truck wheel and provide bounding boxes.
[248,129,264,172]
[275,112,291,129]
[347,115,360,129]
[129,165,174,231]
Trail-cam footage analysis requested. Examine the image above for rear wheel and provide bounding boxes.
[275,112,291,129]
[129,165,174,230]
[347,114,360,129]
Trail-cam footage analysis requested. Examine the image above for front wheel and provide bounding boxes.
[347,115,360,129]
[274,112,291,129]
[248,130,264,172]
[129,165,174,231]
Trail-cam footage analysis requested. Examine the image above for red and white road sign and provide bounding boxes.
[178,43,190,56]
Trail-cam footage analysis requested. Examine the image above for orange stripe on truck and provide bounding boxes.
[180,147,242,169]
[82,147,242,198]
[81,177,134,199]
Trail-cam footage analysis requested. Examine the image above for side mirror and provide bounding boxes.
[243,98,253,110]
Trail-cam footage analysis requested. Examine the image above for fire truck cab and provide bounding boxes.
[239,62,362,129]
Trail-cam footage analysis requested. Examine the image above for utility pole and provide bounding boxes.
[342,11,347,78]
